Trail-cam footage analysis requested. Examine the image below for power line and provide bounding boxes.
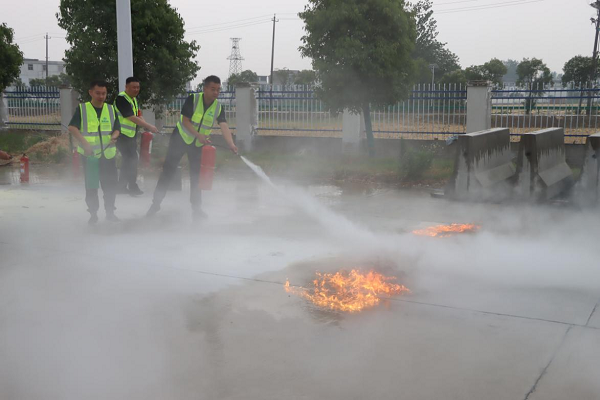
[436,0,481,4]
[186,14,272,33]
[435,0,545,14]
[15,37,45,45]
[186,20,272,36]
[14,32,46,41]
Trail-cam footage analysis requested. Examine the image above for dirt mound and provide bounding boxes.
[24,134,71,162]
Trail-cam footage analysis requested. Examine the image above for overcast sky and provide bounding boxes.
[3,0,597,86]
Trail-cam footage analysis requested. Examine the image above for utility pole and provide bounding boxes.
[589,1,600,114]
[269,14,278,111]
[269,14,278,88]
[429,64,437,88]
[116,0,134,91]
[44,33,51,81]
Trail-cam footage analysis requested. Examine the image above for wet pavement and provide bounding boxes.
[1,163,600,400]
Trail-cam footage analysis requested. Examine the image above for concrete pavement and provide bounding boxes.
[1,164,599,400]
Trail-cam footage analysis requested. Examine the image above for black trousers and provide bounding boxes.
[152,130,202,210]
[116,134,139,190]
[82,156,117,214]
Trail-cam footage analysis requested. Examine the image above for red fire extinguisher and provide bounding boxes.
[20,154,29,183]
[140,131,153,168]
[72,149,81,178]
[199,145,216,190]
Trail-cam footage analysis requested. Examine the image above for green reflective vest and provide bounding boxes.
[77,102,117,159]
[116,91,139,138]
[177,93,221,147]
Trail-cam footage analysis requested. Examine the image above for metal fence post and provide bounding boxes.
[342,109,361,153]
[0,92,8,128]
[60,87,79,133]
[466,81,492,133]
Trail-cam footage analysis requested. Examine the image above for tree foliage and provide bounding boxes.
[516,58,553,114]
[0,23,24,93]
[438,69,467,86]
[562,55,596,87]
[57,0,199,106]
[273,68,293,86]
[464,58,507,87]
[409,0,460,82]
[227,70,258,87]
[294,69,317,85]
[29,73,72,88]
[299,0,417,155]
[516,58,552,88]
[502,59,519,84]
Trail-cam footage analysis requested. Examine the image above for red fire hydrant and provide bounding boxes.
[140,131,153,168]
[199,145,216,190]
[20,154,29,183]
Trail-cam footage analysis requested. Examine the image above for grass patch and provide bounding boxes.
[215,149,454,186]
[0,130,48,154]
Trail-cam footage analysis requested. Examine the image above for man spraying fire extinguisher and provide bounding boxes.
[115,77,159,196]
[68,80,121,224]
[146,75,238,221]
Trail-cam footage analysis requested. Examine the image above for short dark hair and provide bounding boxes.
[203,75,221,86]
[89,80,108,90]
[126,77,140,85]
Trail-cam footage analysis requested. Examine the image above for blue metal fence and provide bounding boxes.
[4,86,61,129]
[5,83,599,142]
[164,90,236,130]
[492,84,600,142]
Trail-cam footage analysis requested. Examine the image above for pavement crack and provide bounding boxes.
[523,326,573,400]
[585,301,599,327]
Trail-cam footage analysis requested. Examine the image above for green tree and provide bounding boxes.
[516,58,553,114]
[438,69,467,86]
[57,0,199,107]
[502,59,519,84]
[11,77,25,88]
[273,68,292,86]
[227,70,259,87]
[29,73,72,88]
[0,23,24,93]
[300,0,417,156]
[294,69,317,86]
[464,58,507,87]
[562,55,595,87]
[409,0,460,82]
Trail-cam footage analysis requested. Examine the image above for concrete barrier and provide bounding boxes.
[515,128,574,201]
[445,128,515,200]
[578,132,600,205]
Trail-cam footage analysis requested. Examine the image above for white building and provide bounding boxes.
[19,58,66,85]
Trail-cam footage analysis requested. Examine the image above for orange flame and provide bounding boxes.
[412,223,480,237]
[285,270,410,312]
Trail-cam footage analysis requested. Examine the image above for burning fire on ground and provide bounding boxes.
[285,270,410,313]
[412,223,480,238]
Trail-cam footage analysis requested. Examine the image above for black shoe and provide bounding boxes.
[129,187,144,196]
[106,213,121,222]
[146,203,160,217]
[88,213,98,225]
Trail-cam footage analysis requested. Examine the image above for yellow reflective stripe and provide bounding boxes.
[80,103,89,135]
[107,104,115,126]
[120,124,136,132]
